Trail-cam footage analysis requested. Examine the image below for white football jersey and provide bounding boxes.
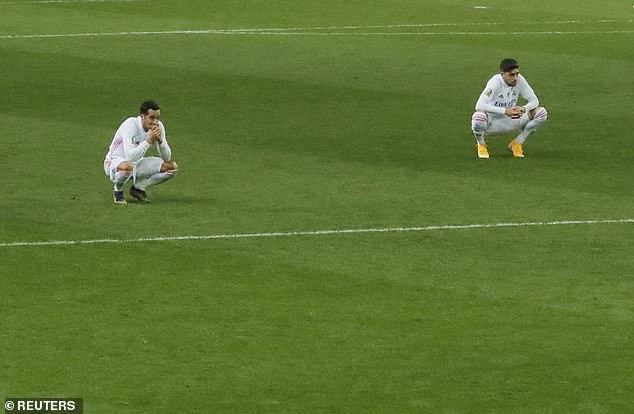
[104,116,171,164]
[475,73,539,118]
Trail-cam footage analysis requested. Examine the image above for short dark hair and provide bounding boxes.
[500,58,519,72]
[140,100,160,114]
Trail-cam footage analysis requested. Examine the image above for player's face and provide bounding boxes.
[502,69,520,86]
[141,109,161,131]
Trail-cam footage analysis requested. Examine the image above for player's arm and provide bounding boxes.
[121,119,152,162]
[475,81,506,115]
[476,92,522,118]
[519,76,539,112]
[156,122,172,162]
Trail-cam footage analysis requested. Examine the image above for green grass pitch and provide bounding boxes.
[1,0,632,412]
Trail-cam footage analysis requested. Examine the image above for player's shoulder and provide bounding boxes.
[120,116,139,126]
[486,73,504,88]
[517,74,533,89]
[482,73,503,94]
[116,117,142,136]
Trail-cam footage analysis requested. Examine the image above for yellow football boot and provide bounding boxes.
[476,144,490,159]
[508,139,524,158]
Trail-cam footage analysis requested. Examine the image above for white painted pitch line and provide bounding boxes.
[2,0,138,4]
[0,30,225,39]
[2,29,633,39]
[1,219,632,248]
[0,19,631,39]
[191,19,631,33]
[201,30,634,37]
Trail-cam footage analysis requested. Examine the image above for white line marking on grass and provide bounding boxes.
[0,20,631,39]
[0,30,224,39]
[210,31,634,36]
[202,19,630,32]
[1,29,633,39]
[1,219,632,248]
[2,0,138,4]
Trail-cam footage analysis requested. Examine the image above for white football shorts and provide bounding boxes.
[485,112,531,135]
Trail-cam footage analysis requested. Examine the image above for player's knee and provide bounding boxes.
[162,160,178,175]
[471,112,488,132]
[531,107,548,122]
[117,162,133,173]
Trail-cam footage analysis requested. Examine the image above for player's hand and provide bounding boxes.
[505,106,525,119]
[147,125,162,143]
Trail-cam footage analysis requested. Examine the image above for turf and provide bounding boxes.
[0,0,632,412]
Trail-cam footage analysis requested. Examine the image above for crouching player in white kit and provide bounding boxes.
[471,58,548,158]
[104,101,178,204]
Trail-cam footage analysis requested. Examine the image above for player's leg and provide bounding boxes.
[142,160,178,189]
[114,162,133,189]
[106,159,132,204]
[131,157,178,201]
[472,113,516,158]
[471,112,488,145]
[517,107,548,143]
[509,107,548,157]
[471,112,490,158]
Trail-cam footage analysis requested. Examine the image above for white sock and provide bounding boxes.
[515,130,531,144]
[471,112,488,145]
[113,171,131,191]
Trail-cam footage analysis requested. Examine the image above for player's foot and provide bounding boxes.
[113,190,127,204]
[130,186,149,203]
[476,144,490,159]
[508,139,524,158]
